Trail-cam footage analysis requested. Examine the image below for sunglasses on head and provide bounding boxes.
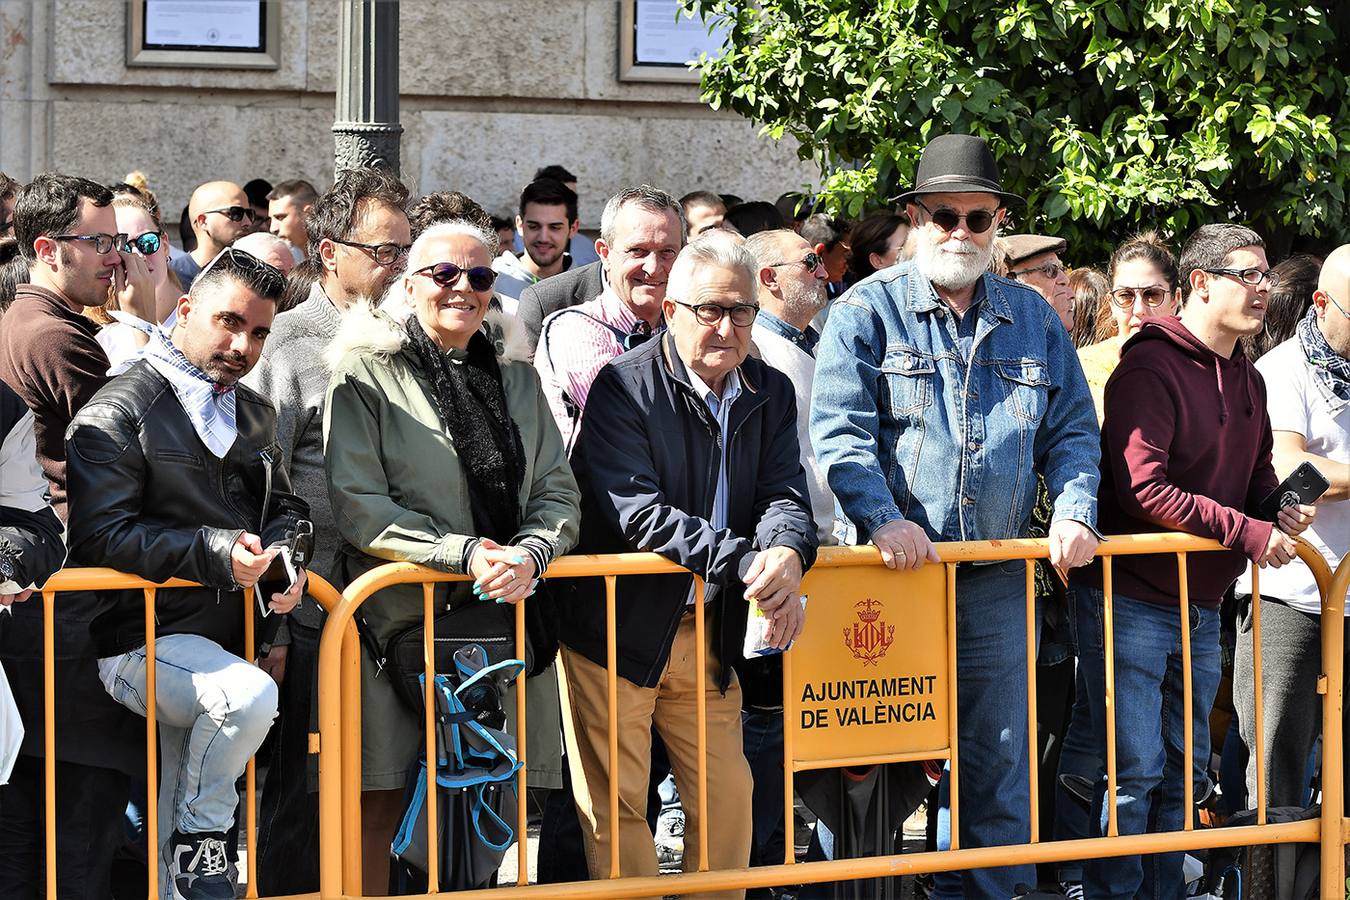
[205,206,256,224]
[126,231,164,256]
[914,198,998,234]
[412,261,497,292]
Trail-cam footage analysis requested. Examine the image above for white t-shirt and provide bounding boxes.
[1235,337,1350,614]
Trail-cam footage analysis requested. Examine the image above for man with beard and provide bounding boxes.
[242,166,410,895]
[737,229,836,879]
[811,134,1102,899]
[494,178,580,312]
[171,181,257,289]
[66,248,308,900]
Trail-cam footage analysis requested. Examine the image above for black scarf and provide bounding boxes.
[403,318,526,542]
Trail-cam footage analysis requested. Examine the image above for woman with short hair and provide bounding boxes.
[324,219,580,892]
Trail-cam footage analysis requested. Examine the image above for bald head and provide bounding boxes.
[1314,244,1350,359]
[188,181,254,261]
[1318,245,1350,297]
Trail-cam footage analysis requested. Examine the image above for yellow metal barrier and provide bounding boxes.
[32,567,343,900]
[314,533,1347,899]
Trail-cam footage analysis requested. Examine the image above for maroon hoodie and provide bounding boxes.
[1081,316,1278,608]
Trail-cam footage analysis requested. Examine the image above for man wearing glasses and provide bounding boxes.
[561,237,816,897]
[812,133,1102,898]
[171,180,256,290]
[1005,233,1076,331]
[242,166,410,896]
[0,173,148,896]
[1075,223,1313,896]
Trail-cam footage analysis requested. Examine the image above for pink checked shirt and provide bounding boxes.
[533,288,649,451]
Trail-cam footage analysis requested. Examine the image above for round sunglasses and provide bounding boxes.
[412,261,497,292]
[914,198,998,234]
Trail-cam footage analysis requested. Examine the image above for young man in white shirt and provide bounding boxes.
[1234,243,1350,808]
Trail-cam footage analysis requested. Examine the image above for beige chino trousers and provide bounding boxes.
[559,612,754,900]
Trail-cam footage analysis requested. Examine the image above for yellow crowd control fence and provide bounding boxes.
[22,533,1349,898]
[29,567,344,900]
[313,533,1348,899]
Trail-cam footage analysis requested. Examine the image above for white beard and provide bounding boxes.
[914,236,995,290]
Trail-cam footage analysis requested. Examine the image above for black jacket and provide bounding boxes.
[65,360,309,658]
[562,331,818,692]
[0,381,65,588]
[0,369,140,773]
[517,261,605,352]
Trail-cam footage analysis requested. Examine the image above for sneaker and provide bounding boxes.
[168,830,235,900]
[1060,881,1084,900]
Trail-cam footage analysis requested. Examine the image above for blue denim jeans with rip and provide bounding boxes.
[1074,586,1221,900]
[99,633,278,898]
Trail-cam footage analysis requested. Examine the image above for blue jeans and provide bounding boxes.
[99,634,278,898]
[1075,587,1221,900]
[931,562,1036,899]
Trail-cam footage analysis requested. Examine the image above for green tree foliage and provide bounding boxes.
[691,0,1349,260]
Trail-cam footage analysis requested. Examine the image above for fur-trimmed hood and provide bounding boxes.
[325,299,532,372]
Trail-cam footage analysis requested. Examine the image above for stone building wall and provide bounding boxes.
[0,0,817,229]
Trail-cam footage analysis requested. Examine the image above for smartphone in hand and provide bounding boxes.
[1259,461,1330,521]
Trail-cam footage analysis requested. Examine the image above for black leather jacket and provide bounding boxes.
[65,360,309,658]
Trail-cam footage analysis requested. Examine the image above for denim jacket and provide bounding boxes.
[810,260,1101,543]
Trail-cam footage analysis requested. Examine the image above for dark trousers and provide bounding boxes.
[0,755,131,899]
[743,706,786,893]
[256,619,322,895]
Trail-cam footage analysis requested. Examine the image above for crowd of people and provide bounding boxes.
[0,128,1344,900]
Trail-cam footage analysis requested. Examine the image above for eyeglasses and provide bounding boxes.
[52,232,128,254]
[126,231,164,257]
[204,206,256,224]
[914,198,998,234]
[412,261,497,292]
[1110,286,1172,309]
[768,251,824,272]
[1324,291,1350,320]
[671,299,759,327]
[333,238,411,267]
[1011,261,1066,280]
[1203,267,1281,288]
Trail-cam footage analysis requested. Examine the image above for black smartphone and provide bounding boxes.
[1259,461,1330,520]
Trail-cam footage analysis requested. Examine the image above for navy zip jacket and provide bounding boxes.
[561,330,818,692]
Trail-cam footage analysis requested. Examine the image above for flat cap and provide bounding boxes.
[1003,233,1068,267]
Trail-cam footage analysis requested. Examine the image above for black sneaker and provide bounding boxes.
[168,830,235,900]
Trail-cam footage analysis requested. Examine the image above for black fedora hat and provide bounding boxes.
[894,133,1025,209]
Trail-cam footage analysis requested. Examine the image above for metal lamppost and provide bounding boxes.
[333,0,402,176]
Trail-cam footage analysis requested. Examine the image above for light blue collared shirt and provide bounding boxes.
[685,366,743,602]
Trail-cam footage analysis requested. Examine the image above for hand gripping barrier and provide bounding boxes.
[33,534,1338,899]
[27,567,343,900]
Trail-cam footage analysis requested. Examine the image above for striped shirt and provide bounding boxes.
[533,288,652,450]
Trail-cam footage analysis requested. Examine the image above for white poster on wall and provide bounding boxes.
[144,0,264,50]
[633,0,731,67]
